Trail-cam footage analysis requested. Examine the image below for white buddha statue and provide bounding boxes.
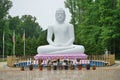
[37,8,85,54]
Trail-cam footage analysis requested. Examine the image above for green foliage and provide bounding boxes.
[0,0,12,55]
[0,0,47,56]
[1,0,120,59]
[65,0,120,58]
[0,0,12,19]
[5,15,45,56]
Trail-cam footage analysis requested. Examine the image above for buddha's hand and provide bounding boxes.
[54,44,63,47]
[56,43,71,47]
[50,43,60,46]
[51,43,64,47]
[63,43,73,46]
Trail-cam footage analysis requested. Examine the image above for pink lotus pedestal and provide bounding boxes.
[34,53,88,60]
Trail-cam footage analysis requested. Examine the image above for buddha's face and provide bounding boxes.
[55,9,66,23]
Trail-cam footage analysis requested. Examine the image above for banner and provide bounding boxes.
[3,31,4,41]
[12,30,15,55]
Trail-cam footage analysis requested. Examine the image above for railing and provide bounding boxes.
[88,54,115,66]
[7,54,115,67]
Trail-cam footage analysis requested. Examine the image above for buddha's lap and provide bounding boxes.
[37,45,84,53]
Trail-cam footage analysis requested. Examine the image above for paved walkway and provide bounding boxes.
[0,61,120,80]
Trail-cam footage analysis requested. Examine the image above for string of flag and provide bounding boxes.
[2,30,26,57]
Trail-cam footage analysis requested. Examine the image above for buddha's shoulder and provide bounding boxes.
[48,23,73,28]
[66,23,73,27]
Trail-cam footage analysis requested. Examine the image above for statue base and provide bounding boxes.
[34,53,87,60]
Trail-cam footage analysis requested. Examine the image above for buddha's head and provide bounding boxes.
[55,8,66,23]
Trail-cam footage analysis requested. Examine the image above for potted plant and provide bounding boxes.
[38,59,43,71]
[70,65,75,70]
[21,66,24,71]
[63,60,68,70]
[59,64,63,70]
[29,64,33,71]
[78,64,82,70]
[39,65,43,71]
[86,64,90,70]
[53,61,57,70]
[92,64,96,70]
[47,65,51,70]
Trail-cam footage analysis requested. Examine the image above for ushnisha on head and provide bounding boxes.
[55,8,66,23]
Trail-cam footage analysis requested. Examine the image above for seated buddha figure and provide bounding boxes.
[37,8,85,54]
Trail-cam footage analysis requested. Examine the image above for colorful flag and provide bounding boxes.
[22,30,25,41]
[3,31,4,41]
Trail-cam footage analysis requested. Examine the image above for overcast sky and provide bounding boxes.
[9,0,71,30]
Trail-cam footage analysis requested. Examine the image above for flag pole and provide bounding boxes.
[14,31,16,56]
[23,30,25,56]
[2,31,5,61]
[24,38,25,56]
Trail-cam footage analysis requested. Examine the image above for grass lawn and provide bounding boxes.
[0,58,6,62]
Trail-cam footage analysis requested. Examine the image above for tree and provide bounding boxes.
[65,0,103,54]
[0,0,48,56]
[7,15,45,56]
[0,0,12,55]
[20,15,40,38]
[0,0,12,19]
[65,0,120,57]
